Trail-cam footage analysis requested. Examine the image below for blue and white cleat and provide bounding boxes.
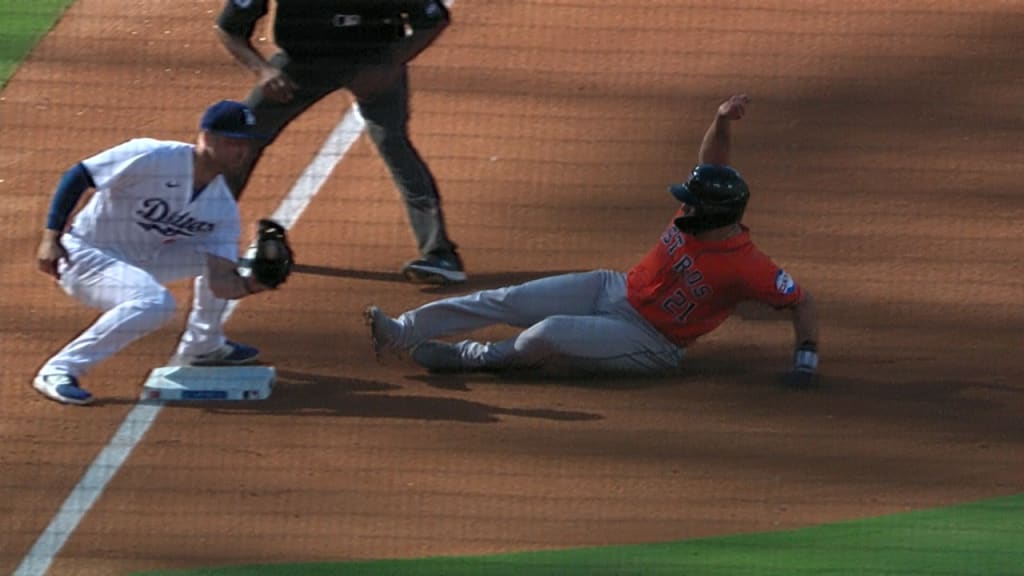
[179,340,260,366]
[33,374,94,406]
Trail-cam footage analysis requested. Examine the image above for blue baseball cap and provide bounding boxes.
[200,100,265,139]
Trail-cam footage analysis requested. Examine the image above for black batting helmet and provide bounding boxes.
[669,164,750,234]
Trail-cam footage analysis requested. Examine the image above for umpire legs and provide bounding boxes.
[227,54,460,271]
[357,66,457,259]
[228,52,342,197]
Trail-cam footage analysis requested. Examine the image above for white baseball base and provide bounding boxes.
[140,366,275,401]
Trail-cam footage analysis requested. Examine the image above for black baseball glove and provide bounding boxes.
[249,219,294,289]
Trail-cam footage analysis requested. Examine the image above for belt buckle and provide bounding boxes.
[332,14,362,27]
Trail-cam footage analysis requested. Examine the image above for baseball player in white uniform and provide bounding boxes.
[33,100,277,405]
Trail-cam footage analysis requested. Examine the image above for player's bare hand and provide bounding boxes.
[259,68,297,103]
[36,231,69,280]
[717,94,750,121]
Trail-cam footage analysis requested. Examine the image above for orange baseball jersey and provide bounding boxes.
[627,214,803,347]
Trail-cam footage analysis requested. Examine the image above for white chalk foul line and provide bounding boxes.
[14,106,368,576]
[12,401,163,576]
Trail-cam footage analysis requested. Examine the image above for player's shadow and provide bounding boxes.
[408,368,688,392]
[293,263,585,294]
[405,347,797,393]
[162,369,603,424]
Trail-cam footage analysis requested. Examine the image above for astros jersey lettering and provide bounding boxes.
[627,214,803,347]
[72,138,241,265]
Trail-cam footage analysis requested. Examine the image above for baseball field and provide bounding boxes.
[2,1,1022,575]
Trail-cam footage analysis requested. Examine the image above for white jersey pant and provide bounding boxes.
[38,233,229,378]
[394,269,684,374]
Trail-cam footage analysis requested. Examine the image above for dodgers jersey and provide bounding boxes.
[71,138,241,265]
[627,213,803,347]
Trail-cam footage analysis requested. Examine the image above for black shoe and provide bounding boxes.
[401,251,467,285]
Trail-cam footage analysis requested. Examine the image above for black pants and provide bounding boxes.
[234,51,456,259]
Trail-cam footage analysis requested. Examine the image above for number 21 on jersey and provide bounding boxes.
[660,226,712,323]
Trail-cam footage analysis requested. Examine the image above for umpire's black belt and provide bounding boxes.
[332,14,402,28]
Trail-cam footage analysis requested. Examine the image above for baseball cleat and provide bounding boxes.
[364,305,401,360]
[178,340,260,367]
[33,374,94,406]
[410,340,467,373]
[401,251,466,285]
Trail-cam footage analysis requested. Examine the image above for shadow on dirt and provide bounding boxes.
[151,368,604,424]
[400,345,806,396]
[403,347,1024,442]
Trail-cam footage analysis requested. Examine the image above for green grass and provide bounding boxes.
[0,0,74,86]
[138,494,1024,576]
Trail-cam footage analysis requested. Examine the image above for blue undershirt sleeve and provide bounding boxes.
[46,162,94,231]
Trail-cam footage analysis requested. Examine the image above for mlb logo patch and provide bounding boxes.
[775,269,797,295]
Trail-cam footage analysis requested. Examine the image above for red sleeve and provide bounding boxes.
[737,250,804,309]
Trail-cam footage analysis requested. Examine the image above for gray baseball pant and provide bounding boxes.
[392,269,685,374]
